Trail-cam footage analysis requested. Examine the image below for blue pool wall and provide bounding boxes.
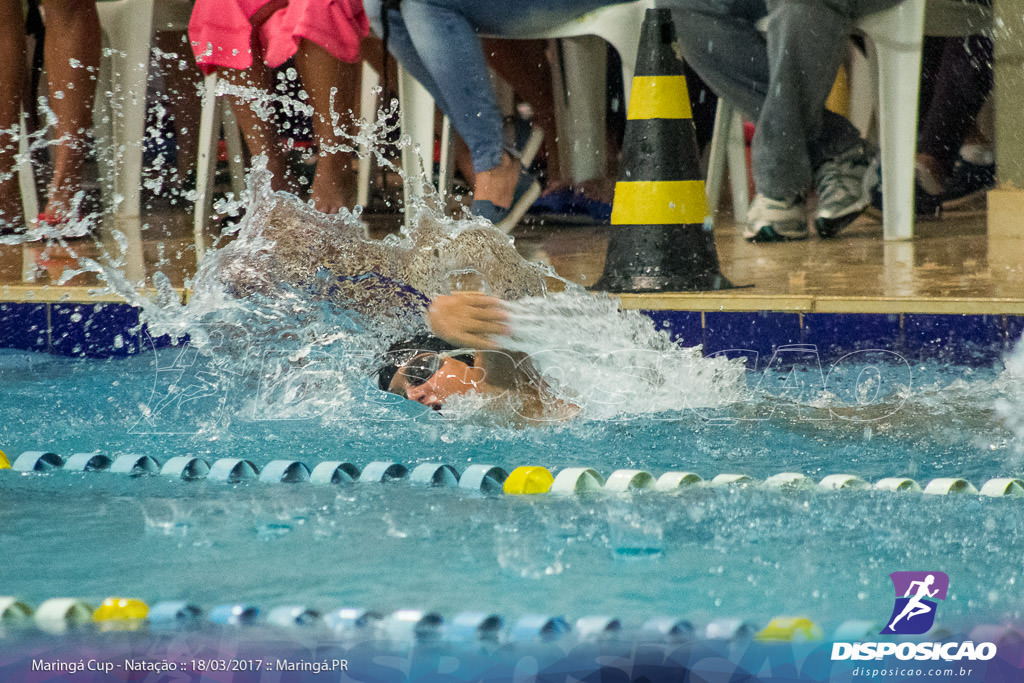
[1,301,1021,365]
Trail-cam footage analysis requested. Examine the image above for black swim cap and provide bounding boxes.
[376,333,463,391]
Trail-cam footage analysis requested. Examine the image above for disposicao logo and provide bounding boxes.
[831,570,998,663]
[880,571,949,635]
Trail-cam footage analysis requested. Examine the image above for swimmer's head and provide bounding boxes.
[377,334,478,410]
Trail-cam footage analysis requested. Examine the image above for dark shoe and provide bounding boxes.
[813,140,879,238]
[942,158,995,207]
[869,180,942,220]
[471,166,541,233]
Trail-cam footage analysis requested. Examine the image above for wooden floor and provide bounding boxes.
[1,193,1020,315]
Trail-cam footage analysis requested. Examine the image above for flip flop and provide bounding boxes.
[471,166,541,234]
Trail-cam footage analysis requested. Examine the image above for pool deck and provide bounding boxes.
[2,197,1022,362]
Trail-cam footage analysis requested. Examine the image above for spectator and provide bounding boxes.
[914,31,994,216]
[189,0,369,213]
[0,0,101,233]
[363,0,631,229]
[672,0,897,241]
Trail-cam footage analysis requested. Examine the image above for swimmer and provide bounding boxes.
[377,292,577,422]
[888,574,939,631]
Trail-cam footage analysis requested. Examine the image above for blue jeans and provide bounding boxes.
[364,0,628,173]
[671,0,900,198]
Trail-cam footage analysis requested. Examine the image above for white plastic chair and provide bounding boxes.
[357,0,655,223]
[192,70,247,259]
[706,0,994,241]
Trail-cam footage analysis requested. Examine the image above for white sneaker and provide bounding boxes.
[814,141,879,238]
[744,194,808,242]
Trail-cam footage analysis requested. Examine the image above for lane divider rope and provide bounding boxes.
[4,450,1023,499]
[4,595,1020,648]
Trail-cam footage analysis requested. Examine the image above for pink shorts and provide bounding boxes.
[189,0,368,73]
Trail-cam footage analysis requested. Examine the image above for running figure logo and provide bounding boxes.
[880,571,949,635]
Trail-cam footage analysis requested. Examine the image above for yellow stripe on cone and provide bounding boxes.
[610,181,709,225]
[627,76,693,120]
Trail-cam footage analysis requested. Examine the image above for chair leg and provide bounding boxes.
[873,42,922,240]
[193,71,222,260]
[96,0,156,220]
[356,61,379,208]
[860,0,924,241]
[705,101,731,220]
[397,66,436,228]
[18,115,38,221]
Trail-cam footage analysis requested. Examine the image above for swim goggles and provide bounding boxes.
[396,349,475,387]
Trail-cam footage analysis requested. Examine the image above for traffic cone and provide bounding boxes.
[594,8,733,293]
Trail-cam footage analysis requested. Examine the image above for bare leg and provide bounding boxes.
[154,30,201,185]
[39,0,100,218]
[0,0,27,227]
[294,38,359,213]
[221,37,296,194]
[473,151,520,209]
[483,38,560,183]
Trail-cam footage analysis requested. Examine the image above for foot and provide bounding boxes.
[744,193,808,242]
[942,156,995,206]
[473,152,522,211]
[813,140,879,238]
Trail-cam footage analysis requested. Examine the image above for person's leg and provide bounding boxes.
[154,30,202,190]
[0,0,27,228]
[483,38,560,182]
[38,0,100,219]
[366,0,620,210]
[916,34,993,187]
[755,0,859,199]
[221,34,297,194]
[294,38,360,213]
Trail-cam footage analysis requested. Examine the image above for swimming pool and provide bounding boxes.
[2,191,1024,681]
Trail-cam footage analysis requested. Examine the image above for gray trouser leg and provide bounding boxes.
[673,0,866,198]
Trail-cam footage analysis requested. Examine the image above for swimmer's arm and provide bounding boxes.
[427,293,530,389]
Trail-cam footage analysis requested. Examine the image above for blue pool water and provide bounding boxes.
[2,345,1022,635]
[2,185,1023,649]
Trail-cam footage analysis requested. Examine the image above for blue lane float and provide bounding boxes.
[64,451,112,472]
[575,615,622,640]
[147,601,204,628]
[448,612,504,642]
[361,461,408,483]
[259,460,311,483]
[324,607,382,634]
[208,458,259,483]
[705,618,756,641]
[385,609,443,641]
[310,461,360,484]
[160,456,211,481]
[510,615,571,643]
[410,463,459,487]
[458,464,507,492]
[267,605,321,627]
[209,603,261,626]
[13,451,63,472]
[110,454,160,476]
[642,617,696,642]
